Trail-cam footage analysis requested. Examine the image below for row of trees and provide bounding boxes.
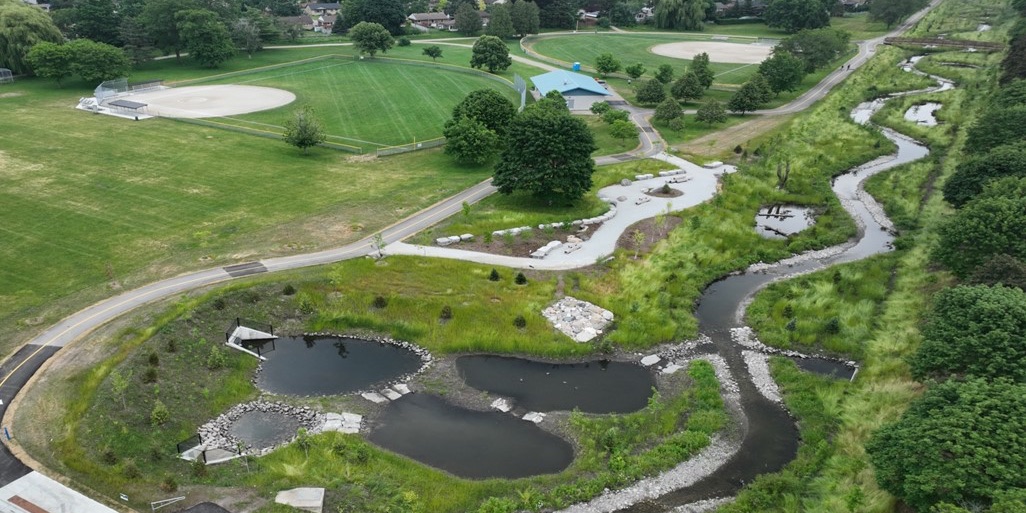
[866,38,1026,513]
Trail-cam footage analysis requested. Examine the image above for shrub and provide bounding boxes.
[143,366,158,384]
[191,459,207,477]
[440,305,453,320]
[515,272,527,285]
[372,295,388,309]
[150,400,170,427]
[602,108,630,124]
[667,117,685,132]
[212,297,227,310]
[489,268,500,281]
[660,183,671,194]
[590,101,611,115]
[165,339,177,353]
[398,36,411,46]
[121,459,141,479]
[147,351,159,367]
[160,475,178,492]
[206,346,228,370]
[824,317,841,334]
[101,447,118,465]
[283,283,297,295]
[513,315,527,328]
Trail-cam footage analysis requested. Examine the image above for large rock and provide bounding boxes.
[275,487,325,513]
[542,297,614,343]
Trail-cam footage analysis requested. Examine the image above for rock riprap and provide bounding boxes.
[542,297,614,343]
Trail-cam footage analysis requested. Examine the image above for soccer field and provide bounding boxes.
[528,34,765,85]
[204,58,522,150]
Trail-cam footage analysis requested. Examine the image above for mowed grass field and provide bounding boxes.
[526,34,764,85]
[0,67,498,358]
[203,58,521,150]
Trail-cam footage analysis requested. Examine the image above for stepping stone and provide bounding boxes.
[275,487,325,513]
[341,412,363,424]
[382,389,402,401]
[640,355,661,366]
[491,398,511,412]
[361,392,388,404]
[393,384,411,395]
[661,364,683,375]
[522,412,545,423]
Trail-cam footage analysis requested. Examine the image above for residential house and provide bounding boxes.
[303,2,340,17]
[279,14,315,30]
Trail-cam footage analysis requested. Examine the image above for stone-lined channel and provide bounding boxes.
[566,58,943,513]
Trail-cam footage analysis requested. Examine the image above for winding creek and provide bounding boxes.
[563,59,945,513]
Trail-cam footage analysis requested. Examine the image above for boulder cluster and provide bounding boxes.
[542,297,614,343]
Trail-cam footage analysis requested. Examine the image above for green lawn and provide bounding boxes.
[586,115,641,156]
[526,34,762,85]
[201,57,521,149]
[652,112,750,147]
[0,69,496,359]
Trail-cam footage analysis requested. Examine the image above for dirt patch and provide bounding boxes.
[645,185,684,198]
[347,153,378,163]
[127,85,295,119]
[616,216,683,256]
[650,41,772,64]
[0,92,24,99]
[677,114,793,158]
[454,227,592,258]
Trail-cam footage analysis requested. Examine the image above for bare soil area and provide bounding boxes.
[650,41,773,64]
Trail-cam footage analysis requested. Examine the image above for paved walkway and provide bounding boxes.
[0,472,116,513]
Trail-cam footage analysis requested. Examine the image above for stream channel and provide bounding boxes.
[607,60,945,512]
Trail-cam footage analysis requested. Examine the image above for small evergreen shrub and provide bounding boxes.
[372,295,388,309]
[398,36,411,46]
[282,283,297,295]
[147,351,159,367]
[143,366,158,384]
[440,305,453,320]
[513,315,527,328]
[489,268,500,281]
[515,272,527,285]
[150,400,170,427]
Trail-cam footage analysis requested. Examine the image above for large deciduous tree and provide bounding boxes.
[671,70,705,102]
[282,107,326,153]
[968,254,1026,291]
[909,284,1026,382]
[120,16,155,66]
[942,142,1026,208]
[470,35,511,73]
[65,0,124,45]
[455,2,483,35]
[486,3,515,38]
[764,0,829,33]
[696,99,727,124]
[444,117,501,164]
[25,41,72,86]
[635,79,666,104]
[653,97,683,122]
[963,106,1026,155]
[450,88,517,137]
[177,9,235,68]
[140,0,201,59]
[539,0,576,29]
[758,51,806,94]
[654,0,710,30]
[0,1,63,75]
[349,22,394,57]
[777,27,850,72]
[934,177,1026,277]
[493,101,596,202]
[870,0,928,28]
[867,378,1026,512]
[422,45,443,61]
[595,52,621,76]
[340,0,406,35]
[690,52,714,88]
[511,0,540,36]
[728,78,767,114]
[66,38,131,83]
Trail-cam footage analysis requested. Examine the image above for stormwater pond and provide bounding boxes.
[246,335,424,396]
[229,411,302,448]
[367,394,574,479]
[456,355,656,413]
[754,205,816,239]
[904,102,942,126]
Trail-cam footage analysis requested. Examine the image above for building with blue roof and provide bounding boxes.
[531,70,611,111]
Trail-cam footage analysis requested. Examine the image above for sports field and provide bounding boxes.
[200,58,521,151]
[527,34,768,85]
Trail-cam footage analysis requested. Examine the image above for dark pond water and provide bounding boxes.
[456,355,655,413]
[367,394,574,479]
[754,205,816,239]
[229,411,301,449]
[246,335,423,396]
[792,357,857,380]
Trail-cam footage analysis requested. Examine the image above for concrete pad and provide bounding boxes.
[341,412,363,424]
[382,389,402,401]
[275,487,325,513]
[0,472,117,513]
[393,384,412,395]
[361,392,389,404]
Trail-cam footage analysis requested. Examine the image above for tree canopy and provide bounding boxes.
[968,254,1026,291]
[635,79,666,104]
[176,9,235,67]
[340,0,406,34]
[493,101,596,202]
[511,0,540,36]
[486,3,515,38]
[764,0,830,33]
[654,0,710,30]
[66,38,132,83]
[0,1,64,74]
[942,142,1026,208]
[349,22,394,57]
[625,62,646,80]
[443,116,500,165]
[25,41,72,86]
[934,177,1026,277]
[653,97,683,122]
[696,99,727,124]
[909,284,1026,382]
[758,51,806,94]
[450,88,517,137]
[690,52,714,88]
[470,35,511,73]
[654,63,674,84]
[671,71,705,102]
[728,78,767,114]
[867,378,1026,512]
[869,0,928,28]
[595,53,621,76]
[422,45,443,61]
[455,3,483,35]
[777,28,851,72]
[963,106,1026,155]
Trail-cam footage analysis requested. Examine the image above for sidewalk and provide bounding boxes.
[0,472,117,513]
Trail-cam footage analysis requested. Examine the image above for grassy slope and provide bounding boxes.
[730,1,1012,510]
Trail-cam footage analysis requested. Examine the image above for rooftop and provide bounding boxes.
[531,70,611,97]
